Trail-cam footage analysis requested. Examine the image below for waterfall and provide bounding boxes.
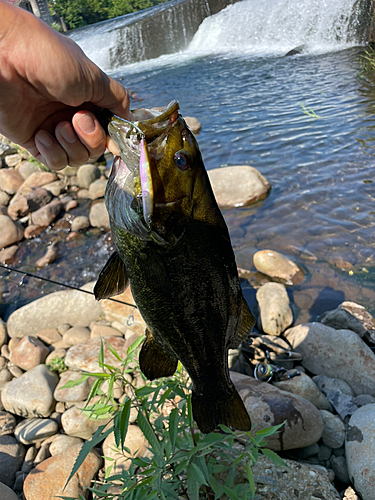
[69,0,371,71]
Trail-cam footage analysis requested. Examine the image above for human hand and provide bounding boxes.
[0,0,129,170]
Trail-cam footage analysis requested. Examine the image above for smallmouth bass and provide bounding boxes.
[95,101,255,433]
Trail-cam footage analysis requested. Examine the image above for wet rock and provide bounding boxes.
[62,326,91,346]
[14,417,59,444]
[0,168,24,194]
[231,371,323,451]
[61,405,110,439]
[0,245,19,264]
[65,199,78,211]
[65,336,125,372]
[9,335,49,370]
[0,481,19,500]
[346,404,375,500]
[318,443,332,461]
[273,371,331,410]
[253,249,303,284]
[17,161,40,179]
[0,214,24,248]
[77,164,101,189]
[319,410,345,448]
[89,178,107,199]
[0,435,25,487]
[0,411,16,436]
[54,370,93,402]
[36,242,60,267]
[2,364,58,417]
[185,116,202,134]
[24,224,46,239]
[31,199,64,226]
[256,282,293,335]
[89,199,110,228]
[71,215,90,231]
[319,301,375,344]
[49,434,83,456]
[8,187,53,219]
[23,443,101,500]
[7,282,103,338]
[102,425,149,474]
[208,165,271,209]
[284,323,375,397]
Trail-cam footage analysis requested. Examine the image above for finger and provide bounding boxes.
[55,121,90,167]
[91,73,134,121]
[72,111,107,160]
[35,130,68,171]
[106,137,120,156]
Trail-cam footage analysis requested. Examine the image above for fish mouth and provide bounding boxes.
[106,102,180,243]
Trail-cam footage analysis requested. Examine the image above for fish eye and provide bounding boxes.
[174,150,189,171]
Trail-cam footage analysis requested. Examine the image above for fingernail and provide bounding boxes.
[60,123,77,144]
[77,113,96,134]
[36,130,53,147]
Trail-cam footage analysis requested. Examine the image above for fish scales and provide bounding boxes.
[95,101,255,433]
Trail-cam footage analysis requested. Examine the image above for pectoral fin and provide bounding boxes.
[94,251,129,300]
[139,329,178,380]
[229,297,255,349]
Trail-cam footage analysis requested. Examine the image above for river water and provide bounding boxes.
[1,0,375,325]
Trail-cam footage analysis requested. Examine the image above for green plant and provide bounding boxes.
[47,355,68,374]
[299,103,323,119]
[58,336,286,500]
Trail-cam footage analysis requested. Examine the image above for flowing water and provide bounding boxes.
[2,0,375,325]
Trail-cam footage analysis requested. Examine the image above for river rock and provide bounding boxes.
[90,322,123,338]
[8,186,53,219]
[89,178,107,199]
[49,435,83,456]
[256,282,293,335]
[0,189,10,206]
[0,168,24,194]
[77,164,101,189]
[14,417,59,444]
[24,224,46,239]
[284,323,375,396]
[330,455,350,484]
[319,410,345,448]
[17,160,40,179]
[0,214,24,248]
[185,116,202,134]
[319,301,375,343]
[23,443,101,500]
[9,335,49,370]
[1,364,58,417]
[37,328,62,345]
[231,371,323,450]
[0,481,19,500]
[54,370,93,402]
[343,486,360,500]
[273,371,331,410]
[208,165,270,209]
[0,368,12,388]
[19,171,57,192]
[43,179,66,196]
[62,326,91,346]
[65,336,125,372]
[253,249,302,284]
[0,318,7,348]
[71,215,90,232]
[102,425,149,474]
[0,435,25,487]
[89,199,110,228]
[4,154,23,168]
[61,405,111,439]
[0,244,19,264]
[31,199,64,226]
[346,404,375,500]
[312,375,357,419]
[0,411,16,436]
[7,282,103,338]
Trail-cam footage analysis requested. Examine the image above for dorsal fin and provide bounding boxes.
[94,251,129,300]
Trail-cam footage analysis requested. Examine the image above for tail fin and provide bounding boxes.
[192,386,251,434]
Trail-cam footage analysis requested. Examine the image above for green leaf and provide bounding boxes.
[135,386,158,398]
[127,334,145,356]
[208,475,224,499]
[190,462,208,486]
[137,411,161,455]
[221,485,240,500]
[98,339,104,366]
[59,374,90,389]
[260,448,288,467]
[169,408,179,452]
[63,424,113,489]
[245,461,256,499]
[113,398,131,449]
[255,422,285,437]
[85,378,104,405]
[103,337,123,362]
[187,465,200,500]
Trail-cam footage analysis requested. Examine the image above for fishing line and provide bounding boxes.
[0,263,138,308]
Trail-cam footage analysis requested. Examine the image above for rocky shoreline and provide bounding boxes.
[1,134,375,499]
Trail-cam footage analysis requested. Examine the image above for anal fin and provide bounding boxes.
[229,297,255,349]
[94,251,129,300]
[139,329,178,380]
[192,385,251,434]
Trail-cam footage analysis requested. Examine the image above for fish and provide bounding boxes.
[94,101,255,433]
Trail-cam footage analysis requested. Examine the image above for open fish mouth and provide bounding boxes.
[106,101,180,241]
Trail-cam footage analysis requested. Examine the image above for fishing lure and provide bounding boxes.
[139,137,153,227]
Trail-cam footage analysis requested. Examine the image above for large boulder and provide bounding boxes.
[284,323,375,396]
